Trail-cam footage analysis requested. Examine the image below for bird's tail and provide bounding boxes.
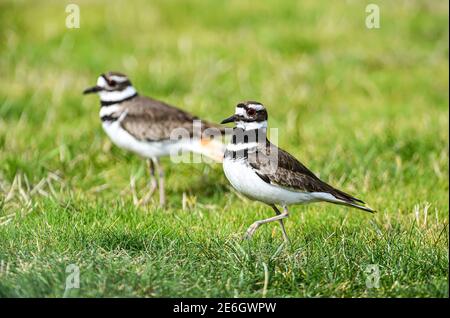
[336,200,376,213]
[323,195,375,213]
[321,186,376,213]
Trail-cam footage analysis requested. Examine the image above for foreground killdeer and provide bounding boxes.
[221,101,374,241]
[83,72,224,206]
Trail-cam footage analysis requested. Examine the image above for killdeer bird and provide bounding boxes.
[83,71,224,206]
[221,101,374,241]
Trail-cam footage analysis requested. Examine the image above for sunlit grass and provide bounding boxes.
[0,0,448,297]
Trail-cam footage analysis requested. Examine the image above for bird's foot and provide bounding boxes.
[136,180,157,206]
[243,222,261,240]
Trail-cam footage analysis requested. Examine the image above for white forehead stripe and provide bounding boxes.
[235,107,246,116]
[96,76,107,86]
[109,75,128,83]
[248,103,264,111]
[235,104,264,115]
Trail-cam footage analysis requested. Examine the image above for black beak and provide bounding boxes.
[83,86,103,95]
[220,114,237,124]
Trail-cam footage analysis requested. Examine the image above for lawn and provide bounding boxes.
[0,0,448,297]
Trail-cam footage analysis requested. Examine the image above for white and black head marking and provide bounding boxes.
[83,71,137,104]
[221,101,268,130]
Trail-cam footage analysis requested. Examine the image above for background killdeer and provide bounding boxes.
[83,71,224,206]
[221,101,374,241]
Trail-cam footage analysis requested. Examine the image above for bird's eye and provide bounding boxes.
[109,80,117,86]
[247,108,256,116]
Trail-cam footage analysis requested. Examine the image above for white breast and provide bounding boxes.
[99,106,187,158]
[102,121,178,158]
[223,157,330,206]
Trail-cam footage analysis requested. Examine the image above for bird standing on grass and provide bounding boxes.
[83,72,224,206]
[220,101,374,241]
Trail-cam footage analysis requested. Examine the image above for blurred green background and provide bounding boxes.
[0,0,448,297]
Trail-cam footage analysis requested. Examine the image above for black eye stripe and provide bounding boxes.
[100,73,128,85]
[106,79,130,86]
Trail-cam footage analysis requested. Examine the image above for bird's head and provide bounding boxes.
[83,71,137,103]
[221,101,268,130]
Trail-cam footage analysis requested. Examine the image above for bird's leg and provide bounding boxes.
[271,205,290,243]
[244,206,289,240]
[137,158,158,206]
[130,175,139,206]
[154,158,165,207]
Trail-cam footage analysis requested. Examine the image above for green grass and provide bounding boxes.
[0,0,448,297]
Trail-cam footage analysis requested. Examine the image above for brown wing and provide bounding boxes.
[119,96,222,141]
[249,142,365,204]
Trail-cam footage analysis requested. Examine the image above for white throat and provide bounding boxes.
[99,86,137,103]
[236,120,268,131]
